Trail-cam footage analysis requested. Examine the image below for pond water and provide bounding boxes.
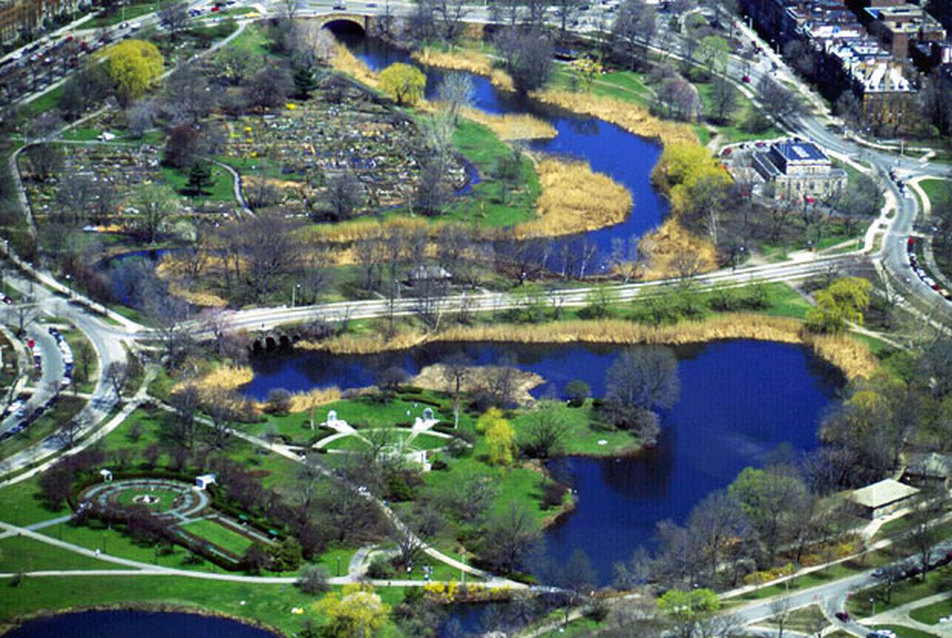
[5,610,278,638]
[243,339,840,584]
[333,28,668,259]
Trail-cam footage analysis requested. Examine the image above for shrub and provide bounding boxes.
[565,379,590,407]
[297,565,331,594]
[367,555,394,579]
[266,388,292,415]
[541,481,567,510]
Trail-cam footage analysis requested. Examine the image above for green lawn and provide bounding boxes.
[847,565,952,617]
[181,518,256,557]
[0,475,68,527]
[511,401,639,456]
[0,536,125,572]
[910,598,952,625]
[160,164,235,202]
[87,1,156,28]
[919,178,950,208]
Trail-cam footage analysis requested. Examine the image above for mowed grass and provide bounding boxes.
[510,402,639,456]
[181,518,255,557]
[0,575,408,637]
[848,565,952,617]
[910,598,952,625]
[0,536,125,572]
[0,475,68,527]
[447,119,541,228]
[919,178,950,207]
[160,164,235,202]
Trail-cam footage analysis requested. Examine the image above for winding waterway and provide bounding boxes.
[243,339,840,583]
[333,27,668,258]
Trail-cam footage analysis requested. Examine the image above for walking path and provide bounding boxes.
[862,591,952,637]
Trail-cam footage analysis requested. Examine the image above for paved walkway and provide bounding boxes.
[862,591,952,637]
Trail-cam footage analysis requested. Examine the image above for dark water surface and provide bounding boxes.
[243,339,840,583]
[5,610,278,638]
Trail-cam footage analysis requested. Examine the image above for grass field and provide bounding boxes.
[847,565,952,617]
[181,518,256,557]
[0,536,124,572]
[910,598,952,625]
[160,164,235,202]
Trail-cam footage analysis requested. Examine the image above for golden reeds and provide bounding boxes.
[332,43,379,89]
[529,90,699,148]
[639,218,718,280]
[301,314,875,380]
[513,158,632,238]
[168,283,228,308]
[459,108,557,141]
[287,386,342,413]
[490,69,515,92]
[411,47,493,76]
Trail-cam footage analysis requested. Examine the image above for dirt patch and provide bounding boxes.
[410,363,545,405]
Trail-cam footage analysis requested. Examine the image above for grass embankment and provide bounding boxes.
[0,575,407,638]
[331,43,379,90]
[411,47,493,76]
[305,313,877,380]
[0,396,87,459]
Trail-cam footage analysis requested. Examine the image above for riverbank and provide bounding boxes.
[296,314,876,381]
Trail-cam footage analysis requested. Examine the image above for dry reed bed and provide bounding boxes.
[287,386,342,413]
[304,314,876,380]
[639,218,718,280]
[459,107,557,140]
[530,90,699,148]
[168,282,228,308]
[411,48,494,75]
[190,364,254,393]
[332,43,379,89]
[515,159,632,238]
[490,69,515,92]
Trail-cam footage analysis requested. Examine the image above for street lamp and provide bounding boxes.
[65,273,72,297]
[291,283,301,308]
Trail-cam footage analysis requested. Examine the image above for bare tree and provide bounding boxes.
[436,73,474,125]
[158,2,189,40]
[442,353,471,428]
[104,361,128,400]
[612,0,656,70]
[320,171,366,221]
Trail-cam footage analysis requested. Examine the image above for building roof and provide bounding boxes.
[774,140,830,162]
[906,452,952,478]
[850,478,919,509]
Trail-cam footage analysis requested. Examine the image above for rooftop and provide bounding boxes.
[774,140,830,161]
[849,478,919,508]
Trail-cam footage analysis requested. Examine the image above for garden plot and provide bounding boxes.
[220,76,467,217]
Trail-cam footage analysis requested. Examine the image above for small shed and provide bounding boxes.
[99,468,113,482]
[849,479,920,519]
[195,474,217,490]
[905,453,952,487]
[406,265,452,286]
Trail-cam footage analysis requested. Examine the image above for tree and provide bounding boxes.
[605,346,680,410]
[836,173,882,218]
[494,27,553,93]
[553,0,582,40]
[480,503,541,574]
[243,64,293,109]
[565,379,590,406]
[297,565,330,594]
[313,584,390,638]
[442,352,471,429]
[216,45,264,86]
[185,163,214,196]
[571,57,603,92]
[484,411,516,466]
[757,75,801,123]
[104,361,127,400]
[379,63,426,106]
[431,0,470,43]
[708,75,737,124]
[727,465,808,563]
[96,39,164,106]
[158,2,189,40]
[133,182,177,244]
[321,171,366,221]
[521,401,569,459]
[695,35,729,76]
[436,72,474,125]
[612,0,656,70]
[658,588,720,638]
[805,276,872,333]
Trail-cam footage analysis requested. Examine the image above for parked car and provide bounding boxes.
[835,611,850,622]
[741,74,750,83]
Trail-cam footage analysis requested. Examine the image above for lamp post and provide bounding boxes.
[65,273,72,297]
[291,283,301,308]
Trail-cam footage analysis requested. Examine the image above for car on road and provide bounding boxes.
[835,611,850,622]
[741,74,750,83]
[333,3,346,8]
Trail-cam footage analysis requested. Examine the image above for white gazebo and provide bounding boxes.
[195,474,217,491]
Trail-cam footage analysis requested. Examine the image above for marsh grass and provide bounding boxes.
[640,218,718,280]
[514,159,632,237]
[530,90,699,147]
[411,47,493,75]
[301,314,876,380]
[459,108,557,140]
[490,69,515,92]
[332,43,378,89]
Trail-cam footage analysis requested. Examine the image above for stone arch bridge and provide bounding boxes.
[310,13,376,33]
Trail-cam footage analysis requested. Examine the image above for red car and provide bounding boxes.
[742,74,751,83]
[835,611,850,622]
